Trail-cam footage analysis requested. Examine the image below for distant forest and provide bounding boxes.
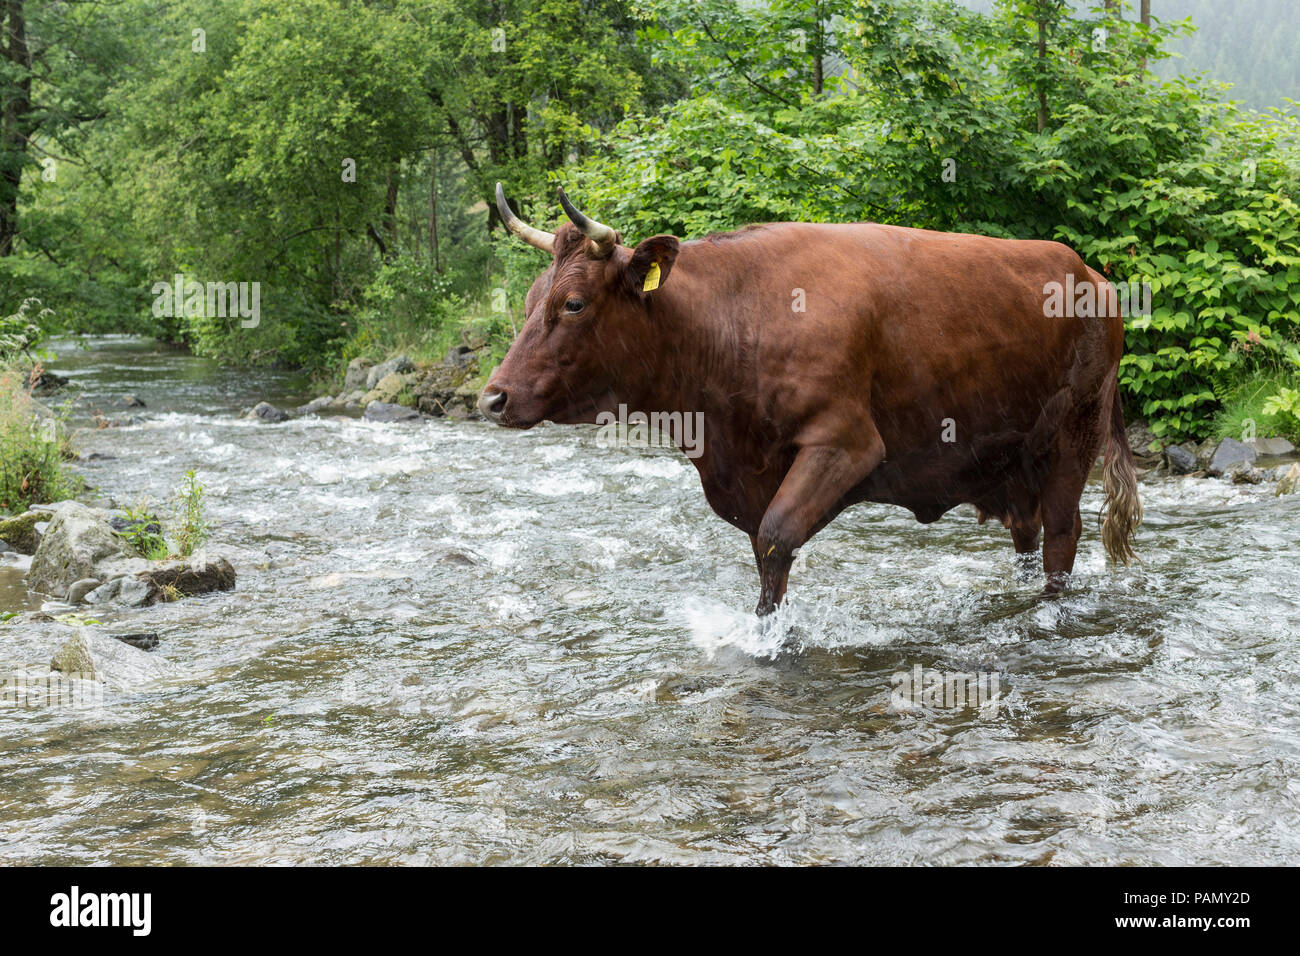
[957,0,1300,111]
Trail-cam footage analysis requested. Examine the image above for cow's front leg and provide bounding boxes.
[754,439,885,615]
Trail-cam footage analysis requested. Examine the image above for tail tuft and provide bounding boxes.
[1101,383,1142,565]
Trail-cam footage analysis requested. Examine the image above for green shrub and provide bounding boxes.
[0,364,75,514]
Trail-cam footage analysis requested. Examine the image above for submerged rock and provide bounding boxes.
[85,576,153,607]
[247,401,290,423]
[1228,463,1264,484]
[363,401,421,423]
[66,578,102,604]
[0,511,43,555]
[1277,462,1300,496]
[296,395,337,416]
[50,632,97,679]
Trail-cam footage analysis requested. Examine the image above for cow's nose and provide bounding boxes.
[477,388,507,422]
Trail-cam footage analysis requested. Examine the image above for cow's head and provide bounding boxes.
[477,183,680,428]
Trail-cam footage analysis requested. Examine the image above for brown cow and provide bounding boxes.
[480,184,1142,615]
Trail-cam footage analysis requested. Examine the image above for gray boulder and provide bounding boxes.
[27,503,125,598]
[365,355,414,390]
[362,371,413,406]
[1249,436,1296,458]
[1166,443,1198,475]
[1208,437,1258,477]
[343,357,375,392]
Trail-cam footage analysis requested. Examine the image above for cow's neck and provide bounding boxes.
[638,251,753,419]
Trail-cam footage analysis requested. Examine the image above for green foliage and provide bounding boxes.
[0,362,74,514]
[5,0,1299,442]
[120,505,168,561]
[0,298,50,361]
[1260,386,1300,438]
[174,470,209,558]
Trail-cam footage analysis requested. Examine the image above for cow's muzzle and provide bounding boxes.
[477,388,507,423]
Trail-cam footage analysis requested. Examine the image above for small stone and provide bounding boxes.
[118,393,147,408]
[1277,462,1300,496]
[1229,464,1263,484]
[296,395,336,416]
[66,578,102,604]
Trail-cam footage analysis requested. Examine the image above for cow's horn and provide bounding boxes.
[495,182,555,254]
[558,186,617,256]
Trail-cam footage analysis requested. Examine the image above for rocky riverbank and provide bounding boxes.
[242,346,486,425]
[1125,423,1300,492]
[1,500,236,690]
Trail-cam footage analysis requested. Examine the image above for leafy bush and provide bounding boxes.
[0,364,75,514]
[0,298,52,362]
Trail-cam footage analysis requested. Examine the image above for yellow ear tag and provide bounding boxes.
[642,261,661,293]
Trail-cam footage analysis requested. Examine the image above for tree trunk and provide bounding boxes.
[1036,14,1048,132]
[381,166,398,262]
[0,0,34,257]
[428,150,440,274]
[812,3,824,96]
[1139,0,1151,72]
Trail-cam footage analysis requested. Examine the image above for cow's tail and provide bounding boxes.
[1100,380,1142,565]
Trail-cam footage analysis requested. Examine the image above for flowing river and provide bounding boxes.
[1,336,1298,865]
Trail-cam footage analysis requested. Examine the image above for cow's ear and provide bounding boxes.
[626,235,680,296]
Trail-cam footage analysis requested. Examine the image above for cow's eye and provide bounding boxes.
[564,298,585,314]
